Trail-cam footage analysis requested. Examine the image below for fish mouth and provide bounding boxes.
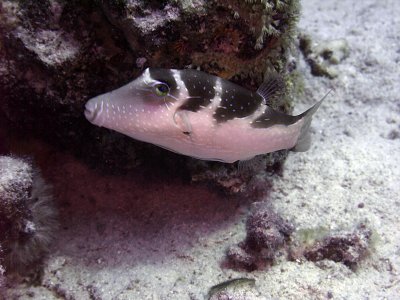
[84,106,95,122]
[84,99,104,126]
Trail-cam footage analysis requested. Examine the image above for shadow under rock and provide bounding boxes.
[5,134,247,267]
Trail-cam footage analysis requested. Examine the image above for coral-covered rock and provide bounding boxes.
[246,207,294,252]
[226,244,257,271]
[189,150,286,196]
[0,156,58,274]
[226,207,293,271]
[101,0,301,85]
[303,225,372,270]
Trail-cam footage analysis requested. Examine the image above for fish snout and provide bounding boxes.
[84,98,103,126]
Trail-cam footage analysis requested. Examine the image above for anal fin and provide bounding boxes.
[292,131,311,152]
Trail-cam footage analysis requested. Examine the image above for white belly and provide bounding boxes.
[126,109,303,163]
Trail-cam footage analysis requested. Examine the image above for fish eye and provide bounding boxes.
[154,83,170,97]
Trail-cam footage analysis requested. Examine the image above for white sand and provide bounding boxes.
[7,0,400,299]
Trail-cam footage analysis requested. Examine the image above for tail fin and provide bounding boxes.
[292,90,332,152]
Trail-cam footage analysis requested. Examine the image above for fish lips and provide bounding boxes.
[84,96,105,127]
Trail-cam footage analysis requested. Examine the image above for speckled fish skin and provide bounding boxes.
[84,68,323,163]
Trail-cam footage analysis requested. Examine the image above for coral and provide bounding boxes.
[303,224,372,270]
[246,208,294,251]
[188,150,287,196]
[299,34,350,78]
[101,0,301,90]
[224,0,300,50]
[0,156,58,275]
[189,160,251,195]
[226,245,257,270]
[226,206,293,271]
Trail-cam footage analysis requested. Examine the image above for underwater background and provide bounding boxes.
[1,0,399,299]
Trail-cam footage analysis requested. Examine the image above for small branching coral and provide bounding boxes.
[240,0,301,50]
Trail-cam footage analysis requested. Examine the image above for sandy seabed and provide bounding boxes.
[5,0,400,299]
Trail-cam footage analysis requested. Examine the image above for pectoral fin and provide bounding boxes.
[257,72,285,104]
[173,110,192,136]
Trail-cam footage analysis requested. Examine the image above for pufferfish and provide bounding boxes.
[84,68,325,163]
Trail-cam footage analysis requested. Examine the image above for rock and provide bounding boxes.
[299,34,349,78]
[303,224,372,270]
[189,150,286,196]
[226,206,293,271]
[226,244,257,271]
[101,0,301,84]
[246,206,294,252]
[0,156,58,275]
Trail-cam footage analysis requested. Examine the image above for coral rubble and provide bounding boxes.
[303,225,372,270]
[299,34,349,78]
[226,206,293,271]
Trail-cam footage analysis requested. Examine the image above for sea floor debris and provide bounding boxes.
[226,206,293,271]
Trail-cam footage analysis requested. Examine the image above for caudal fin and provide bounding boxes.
[292,90,331,152]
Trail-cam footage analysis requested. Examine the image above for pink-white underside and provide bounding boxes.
[118,107,303,163]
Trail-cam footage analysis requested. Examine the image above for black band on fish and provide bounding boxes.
[214,81,263,122]
[251,107,300,128]
[178,97,209,112]
[149,68,178,92]
[179,69,217,112]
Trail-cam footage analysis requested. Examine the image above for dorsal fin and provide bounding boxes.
[257,73,285,102]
